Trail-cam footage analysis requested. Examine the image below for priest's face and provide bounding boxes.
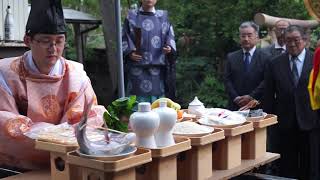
[141,0,157,9]
[24,34,66,74]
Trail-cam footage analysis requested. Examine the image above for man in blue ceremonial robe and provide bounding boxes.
[122,0,177,103]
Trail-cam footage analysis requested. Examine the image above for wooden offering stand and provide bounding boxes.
[67,148,152,180]
[35,140,79,180]
[136,136,191,180]
[242,114,278,159]
[176,128,225,180]
[212,121,254,170]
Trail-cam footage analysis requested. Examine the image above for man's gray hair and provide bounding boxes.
[285,25,306,39]
[239,21,259,35]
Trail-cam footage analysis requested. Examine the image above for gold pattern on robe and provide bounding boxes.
[9,58,21,74]
[67,92,78,104]
[40,95,60,121]
[4,117,31,139]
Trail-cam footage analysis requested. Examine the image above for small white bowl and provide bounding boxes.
[76,146,137,161]
[246,112,268,122]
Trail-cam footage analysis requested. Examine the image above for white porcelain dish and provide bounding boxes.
[76,146,137,161]
[246,112,268,121]
[173,121,214,137]
[197,108,246,128]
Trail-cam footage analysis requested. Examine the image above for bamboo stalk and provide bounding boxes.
[96,126,126,134]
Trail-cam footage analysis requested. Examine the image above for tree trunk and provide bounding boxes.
[99,0,118,97]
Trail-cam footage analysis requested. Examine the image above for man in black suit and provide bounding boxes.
[264,25,320,180]
[261,20,291,175]
[262,20,290,57]
[224,21,269,110]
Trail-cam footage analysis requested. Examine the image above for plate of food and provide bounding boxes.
[246,109,268,121]
[197,108,246,128]
[177,111,197,122]
[173,121,214,137]
[76,145,137,161]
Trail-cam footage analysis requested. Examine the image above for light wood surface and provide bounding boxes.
[3,152,279,180]
[209,152,280,180]
[1,170,50,180]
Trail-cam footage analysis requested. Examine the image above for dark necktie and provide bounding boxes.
[276,48,284,54]
[139,11,155,16]
[291,56,299,86]
[244,52,250,72]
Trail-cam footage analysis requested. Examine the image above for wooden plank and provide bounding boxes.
[185,128,225,146]
[2,153,280,180]
[151,137,191,158]
[223,121,254,137]
[35,140,77,153]
[67,148,152,172]
[1,170,50,180]
[251,114,278,129]
[209,152,280,180]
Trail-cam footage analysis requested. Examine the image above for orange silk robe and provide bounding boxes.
[0,51,102,170]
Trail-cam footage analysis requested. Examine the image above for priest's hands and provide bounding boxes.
[163,45,172,54]
[129,51,142,61]
[239,99,260,111]
[234,95,253,107]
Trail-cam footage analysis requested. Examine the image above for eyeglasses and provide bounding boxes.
[285,37,302,44]
[240,33,256,39]
[32,38,66,49]
[275,28,286,34]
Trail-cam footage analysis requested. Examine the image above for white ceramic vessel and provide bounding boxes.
[129,102,159,149]
[188,96,205,117]
[153,100,177,147]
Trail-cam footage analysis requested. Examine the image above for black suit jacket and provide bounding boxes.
[263,49,320,130]
[261,44,283,58]
[224,48,269,110]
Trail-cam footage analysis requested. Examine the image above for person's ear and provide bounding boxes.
[23,35,32,47]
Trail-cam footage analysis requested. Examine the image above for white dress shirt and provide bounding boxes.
[242,46,256,64]
[289,48,306,78]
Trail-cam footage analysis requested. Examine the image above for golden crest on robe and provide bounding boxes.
[41,95,60,121]
[10,59,21,74]
[304,0,320,20]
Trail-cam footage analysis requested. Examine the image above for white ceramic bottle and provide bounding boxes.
[129,102,159,149]
[153,99,176,147]
[4,5,14,41]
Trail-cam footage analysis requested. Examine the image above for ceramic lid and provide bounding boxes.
[138,102,151,112]
[159,99,167,107]
[189,96,203,106]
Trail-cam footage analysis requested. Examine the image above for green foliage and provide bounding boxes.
[103,111,128,133]
[156,0,314,108]
[65,25,77,60]
[197,75,228,108]
[103,96,138,132]
[62,0,316,109]
[109,96,138,118]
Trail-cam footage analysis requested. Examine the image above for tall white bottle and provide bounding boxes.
[129,102,160,149]
[4,5,14,41]
[153,99,177,147]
